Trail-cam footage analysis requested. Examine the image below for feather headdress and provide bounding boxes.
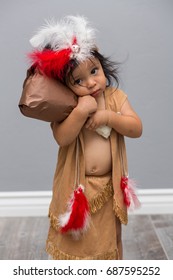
[28,15,97,80]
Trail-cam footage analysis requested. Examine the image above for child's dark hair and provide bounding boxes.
[63,50,120,88]
[92,50,119,88]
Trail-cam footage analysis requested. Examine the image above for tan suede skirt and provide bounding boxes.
[46,173,121,260]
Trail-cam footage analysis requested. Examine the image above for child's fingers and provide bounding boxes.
[85,118,92,128]
[85,117,96,129]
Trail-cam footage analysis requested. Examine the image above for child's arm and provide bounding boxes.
[51,95,97,146]
[85,99,142,138]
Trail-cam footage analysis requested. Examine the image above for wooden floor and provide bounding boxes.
[0,214,173,260]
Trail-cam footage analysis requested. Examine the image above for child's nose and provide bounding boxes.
[87,78,96,88]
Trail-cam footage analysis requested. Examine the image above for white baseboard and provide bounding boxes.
[0,189,173,217]
[0,191,52,217]
[134,189,173,215]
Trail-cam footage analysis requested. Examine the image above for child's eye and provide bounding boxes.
[74,78,82,85]
[91,67,98,75]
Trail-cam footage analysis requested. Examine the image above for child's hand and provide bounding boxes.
[85,110,109,130]
[76,95,97,117]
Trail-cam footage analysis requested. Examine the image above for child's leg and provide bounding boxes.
[116,217,123,259]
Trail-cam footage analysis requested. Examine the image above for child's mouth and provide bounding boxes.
[91,90,100,98]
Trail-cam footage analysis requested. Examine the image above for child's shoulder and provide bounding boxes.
[105,86,127,110]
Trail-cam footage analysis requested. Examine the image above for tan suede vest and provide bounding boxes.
[49,87,128,225]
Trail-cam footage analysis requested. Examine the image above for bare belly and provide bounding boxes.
[83,128,112,176]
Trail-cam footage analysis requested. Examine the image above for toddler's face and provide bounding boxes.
[66,58,106,98]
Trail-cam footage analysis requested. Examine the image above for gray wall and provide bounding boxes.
[0,0,173,192]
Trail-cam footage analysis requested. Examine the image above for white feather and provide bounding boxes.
[58,191,74,227]
[127,178,141,211]
[67,15,96,61]
[58,211,71,227]
[29,15,97,62]
[30,19,57,49]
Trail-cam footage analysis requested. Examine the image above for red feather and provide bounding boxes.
[58,185,90,239]
[28,49,71,80]
[121,176,140,209]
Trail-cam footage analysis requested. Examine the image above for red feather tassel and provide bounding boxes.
[121,176,140,210]
[28,49,72,80]
[58,185,90,239]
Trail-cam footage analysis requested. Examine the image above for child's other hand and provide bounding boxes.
[85,110,109,130]
[76,95,97,117]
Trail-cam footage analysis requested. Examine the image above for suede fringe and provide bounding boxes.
[46,240,118,260]
[49,212,59,232]
[113,201,128,225]
[89,179,113,214]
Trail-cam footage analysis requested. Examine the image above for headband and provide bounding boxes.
[28,15,97,80]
